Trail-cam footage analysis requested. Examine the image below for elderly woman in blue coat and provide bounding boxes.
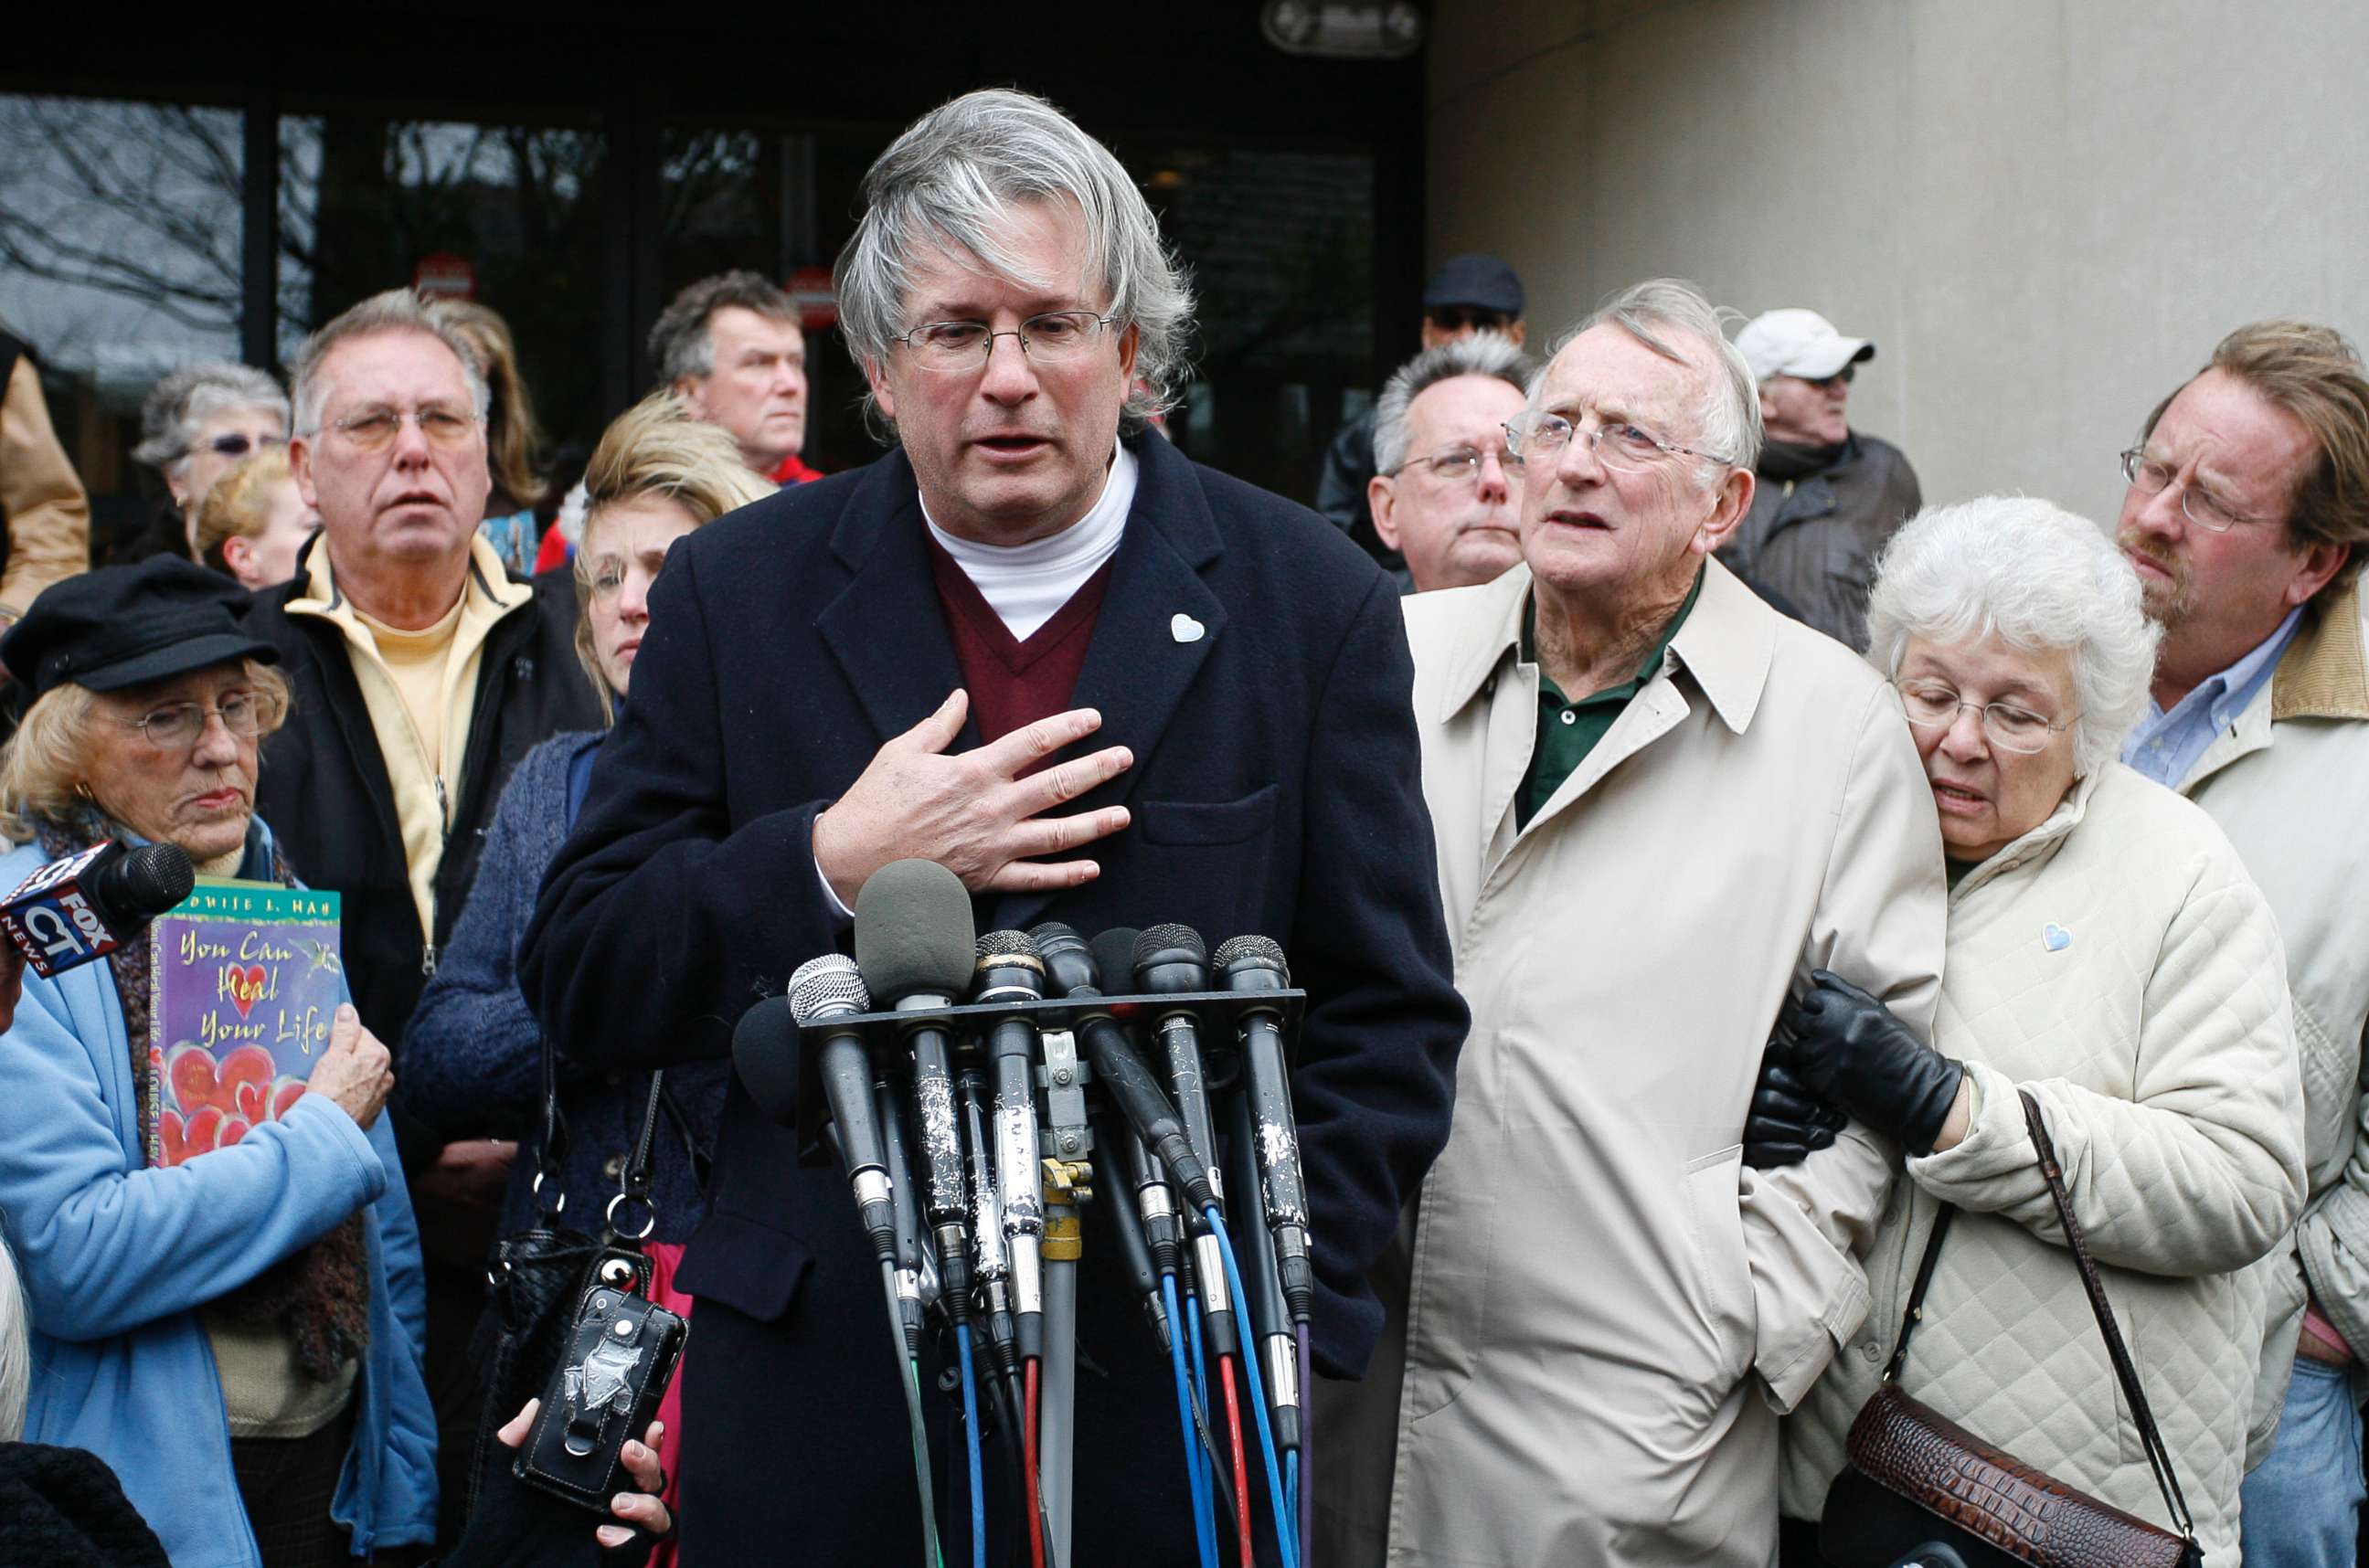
[0,558,438,1568]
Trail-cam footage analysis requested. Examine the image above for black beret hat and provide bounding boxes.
[0,557,280,698]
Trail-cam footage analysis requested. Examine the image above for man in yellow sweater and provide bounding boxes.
[248,287,603,1548]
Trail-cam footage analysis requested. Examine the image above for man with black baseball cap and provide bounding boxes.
[1717,306,1923,649]
[1318,254,1529,577]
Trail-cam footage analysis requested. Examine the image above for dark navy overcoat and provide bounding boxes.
[521,430,1466,1564]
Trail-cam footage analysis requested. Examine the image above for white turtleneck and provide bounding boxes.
[919,442,1136,641]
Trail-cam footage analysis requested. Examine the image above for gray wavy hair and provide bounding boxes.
[133,363,289,478]
[289,289,491,436]
[834,89,1195,436]
[1372,332,1536,476]
[648,270,800,386]
[1865,496,2162,779]
[1532,278,1762,475]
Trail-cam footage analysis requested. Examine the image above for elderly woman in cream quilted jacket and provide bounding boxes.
[1751,496,2306,1567]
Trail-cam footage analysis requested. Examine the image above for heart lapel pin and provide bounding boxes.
[1171,613,1206,644]
[2042,923,2072,952]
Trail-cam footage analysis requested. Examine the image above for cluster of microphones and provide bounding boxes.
[731,859,1313,1568]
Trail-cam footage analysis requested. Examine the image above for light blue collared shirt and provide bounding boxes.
[2120,607,2303,789]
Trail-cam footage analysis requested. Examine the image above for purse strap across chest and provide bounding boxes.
[1886,1089,2198,1543]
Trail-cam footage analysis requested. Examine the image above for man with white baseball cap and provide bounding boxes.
[1720,307,1922,648]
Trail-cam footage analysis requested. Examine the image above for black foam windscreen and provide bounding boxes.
[113,842,196,916]
[730,994,802,1126]
[853,858,976,1003]
[1089,927,1141,996]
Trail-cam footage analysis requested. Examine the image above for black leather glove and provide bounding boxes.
[1782,969,1964,1156]
[1742,1045,1847,1170]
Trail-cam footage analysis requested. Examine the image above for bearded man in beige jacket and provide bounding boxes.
[1313,280,1947,1566]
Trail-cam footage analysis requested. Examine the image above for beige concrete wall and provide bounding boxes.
[1428,0,2369,525]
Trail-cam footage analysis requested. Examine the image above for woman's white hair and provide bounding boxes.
[1865,496,2162,778]
[833,88,1195,437]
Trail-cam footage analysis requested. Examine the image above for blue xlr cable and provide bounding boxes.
[1162,1274,1218,1568]
[954,1322,986,1568]
[1208,1209,1300,1568]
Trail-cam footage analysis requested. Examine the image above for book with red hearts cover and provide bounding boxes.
[145,880,344,1168]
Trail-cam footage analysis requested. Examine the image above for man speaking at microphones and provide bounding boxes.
[519,89,1467,1564]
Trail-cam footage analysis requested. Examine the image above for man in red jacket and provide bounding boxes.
[648,270,820,484]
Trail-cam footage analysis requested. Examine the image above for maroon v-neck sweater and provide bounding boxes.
[925,535,1118,749]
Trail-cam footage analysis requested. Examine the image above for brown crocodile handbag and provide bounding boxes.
[1817,1091,2204,1568]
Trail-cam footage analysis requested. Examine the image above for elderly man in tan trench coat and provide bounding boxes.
[1315,280,1948,1566]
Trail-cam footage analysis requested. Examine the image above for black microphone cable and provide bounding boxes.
[1090,1104,1168,1349]
[877,1070,927,1359]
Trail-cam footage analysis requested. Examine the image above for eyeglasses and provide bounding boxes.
[2118,447,2269,533]
[1895,680,2073,754]
[1385,445,1524,482]
[887,311,1120,372]
[1504,413,1732,471]
[324,406,484,453]
[109,689,282,751]
[1427,307,1512,334]
[197,432,288,461]
[1792,366,1855,391]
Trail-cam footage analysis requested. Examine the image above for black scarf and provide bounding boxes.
[1757,432,1854,482]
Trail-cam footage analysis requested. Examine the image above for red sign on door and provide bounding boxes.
[413,253,477,301]
[787,266,836,332]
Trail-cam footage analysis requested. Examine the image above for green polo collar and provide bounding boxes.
[1516,567,1704,829]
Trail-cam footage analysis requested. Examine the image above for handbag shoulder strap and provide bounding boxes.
[2017,1088,2197,1542]
[529,1032,570,1224]
[601,1070,669,1247]
[655,1075,715,1192]
[1882,1202,1955,1381]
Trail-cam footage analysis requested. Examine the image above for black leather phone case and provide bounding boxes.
[513,1282,687,1513]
